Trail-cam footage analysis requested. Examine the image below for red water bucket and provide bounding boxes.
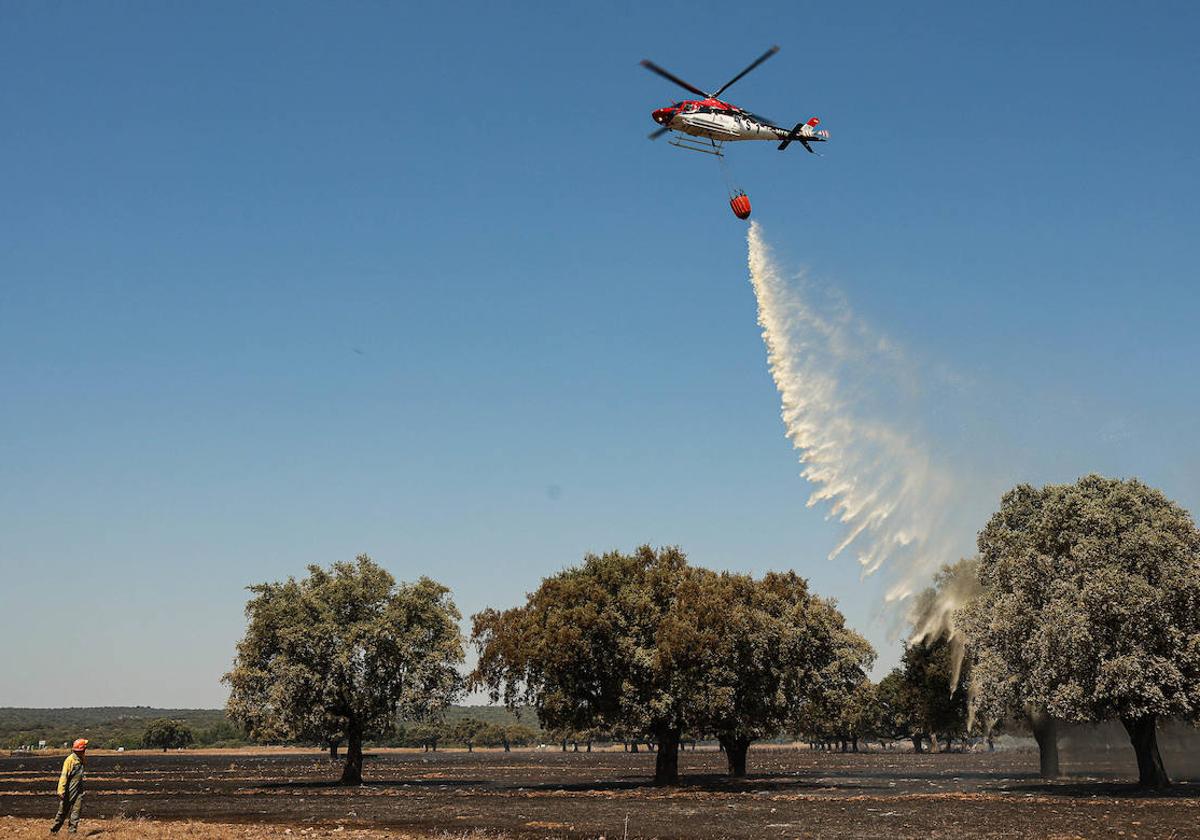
[730,193,752,220]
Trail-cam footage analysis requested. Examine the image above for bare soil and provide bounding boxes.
[2,747,1196,839]
[0,816,477,839]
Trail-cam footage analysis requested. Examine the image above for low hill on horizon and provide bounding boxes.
[1,705,536,751]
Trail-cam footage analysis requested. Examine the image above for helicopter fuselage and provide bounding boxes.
[652,99,788,142]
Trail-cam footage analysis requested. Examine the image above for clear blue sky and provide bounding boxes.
[2,1,1198,707]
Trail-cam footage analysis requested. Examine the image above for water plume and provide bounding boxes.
[746,221,977,632]
[907,558,984,704]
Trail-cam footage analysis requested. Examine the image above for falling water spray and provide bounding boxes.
[746,221,980,679]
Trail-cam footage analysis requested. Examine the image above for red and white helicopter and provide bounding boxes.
[642,45,829,156]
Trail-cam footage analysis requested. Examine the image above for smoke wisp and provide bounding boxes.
[746,221,975,613]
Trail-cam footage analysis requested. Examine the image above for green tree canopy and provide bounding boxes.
[472,722,509,750]
[471,546,870,782]
[405,721,445,751]
[503,723,541,748]
[964,475,1200,789]
[833,680,884,751]
[689,570,874,774]
[899,636,970,752]
[471,546,694,783]
[223,555,464,783]
[875,669,917,746]
[449,717,486,751]
[141,718,194,751]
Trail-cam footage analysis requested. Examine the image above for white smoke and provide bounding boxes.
[746,221,972,605]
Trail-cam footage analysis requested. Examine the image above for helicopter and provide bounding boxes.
[641,46,829,155]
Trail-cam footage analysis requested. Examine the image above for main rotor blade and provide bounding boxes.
[647,126,671,141]
[711,45,780,99]
[744,110,781,129]
[640,59,708,98]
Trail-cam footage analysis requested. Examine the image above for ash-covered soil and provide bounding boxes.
[2,747,1196,839]
[0,815,454,839]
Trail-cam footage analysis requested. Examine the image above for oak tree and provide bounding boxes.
[471,546,697,784]
[471,546,871,782]
[449,718,486,751]
[224,556,463,783]
[142,718,194,751]
[897,636,970,752]
[966,476,1200,789]
[700,571,874,773]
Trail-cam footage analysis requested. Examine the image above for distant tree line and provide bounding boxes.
[0,706,550,753]
[0,707,251,751]
[357,720,541,753]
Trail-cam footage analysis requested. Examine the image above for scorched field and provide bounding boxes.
[2,747,1197,839]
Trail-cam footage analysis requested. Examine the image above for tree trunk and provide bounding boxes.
[630,742,638,753]
[1028,707,1060,780]
[329,739,340,760]
[341,724,364,785]
[654,728,681,785]
[719,734,751,777]
[586,741,592,753]
[852,737,859,753]
[1122,715,1170,790]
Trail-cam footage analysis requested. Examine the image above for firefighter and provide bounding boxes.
[50,738,87,834]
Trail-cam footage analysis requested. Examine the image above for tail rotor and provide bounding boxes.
[778,117,826,153]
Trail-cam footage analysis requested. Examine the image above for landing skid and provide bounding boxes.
[668,134,725,157]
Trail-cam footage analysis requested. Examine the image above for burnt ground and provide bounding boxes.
[2,747,1197,839]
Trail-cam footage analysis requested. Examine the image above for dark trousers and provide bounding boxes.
[50,791,83,833]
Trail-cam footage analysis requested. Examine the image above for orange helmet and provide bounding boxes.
[72,739,88,752]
